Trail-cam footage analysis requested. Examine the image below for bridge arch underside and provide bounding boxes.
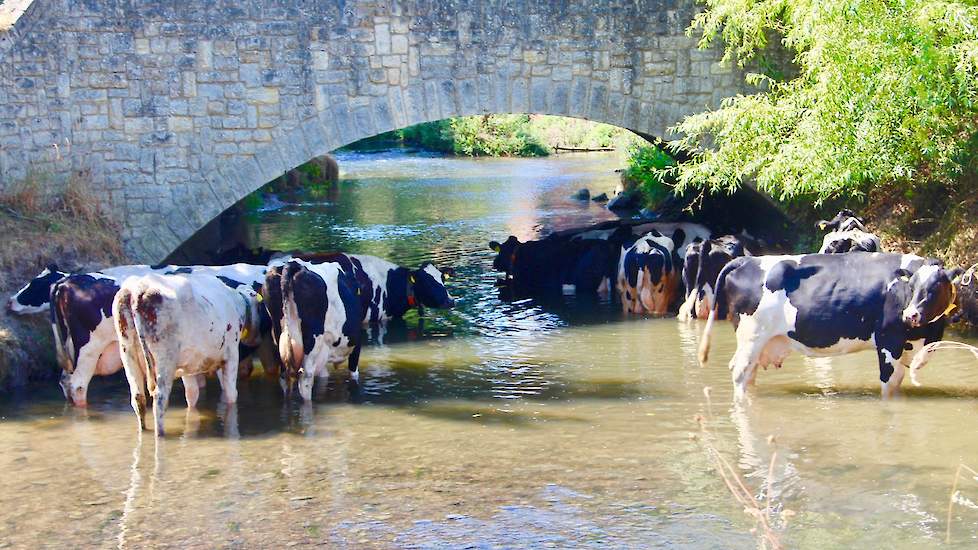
[0,0,750,263]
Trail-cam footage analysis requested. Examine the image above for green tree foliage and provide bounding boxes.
[447,115,550,157]
[674,0,978,202]
[624,145,678,206]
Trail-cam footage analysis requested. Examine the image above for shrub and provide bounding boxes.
[624,145,678,207]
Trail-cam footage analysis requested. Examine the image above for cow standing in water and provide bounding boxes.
[678,235,752,321]
[47,264,272,406]
[267,260,365,401]
[114,272,267,437]
[698,252,960,399]
[816,209,881,253]
[617,232,679,315]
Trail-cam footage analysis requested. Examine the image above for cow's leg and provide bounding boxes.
[348,344,363,383]
[122,361,148,432]
[152,374,173,438]
[182,375,201,409]
[730,318,766,400]
[877,347,906,399]
[298,363,316,402]
[66,344,102,407]
[222,348,240,405]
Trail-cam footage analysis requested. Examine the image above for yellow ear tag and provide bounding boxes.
[241,327,250,340]
[256,293,263,303]
[356,288,361,295]
[492,245,501,252]
[444,274,451,280]
[900,276,910,282]
[409,275,415,284]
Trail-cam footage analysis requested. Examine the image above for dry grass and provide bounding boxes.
[0,171,126,290]
[693,387,791,549]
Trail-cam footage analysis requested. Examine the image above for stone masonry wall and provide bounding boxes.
[0,0,750,261]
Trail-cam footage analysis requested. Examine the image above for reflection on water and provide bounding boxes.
[3,150,978,547]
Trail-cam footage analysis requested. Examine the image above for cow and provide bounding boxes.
[816,209,881,254]
[270,259,365,401]
[490,222,710,297]
[617,232,680,315]
[7,265,70,314]
[816,209,867,233]
[114,272,267,436]
[281,252,455,324]
[678,235,752,321]
[697,252,961,399]
[51,264,272,406]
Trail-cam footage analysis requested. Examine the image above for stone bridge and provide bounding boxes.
[0,0,752,262]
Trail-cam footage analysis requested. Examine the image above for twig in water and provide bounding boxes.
[696,387,786,550]
[946,462,978,544]
[908,341,978,386]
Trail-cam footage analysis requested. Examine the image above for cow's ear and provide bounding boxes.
[442,267,456,279]
[947,267,965,281]
[816,220,828,231]
[47,263,59,273]
[489,241,501,252]
[894,268,912,282]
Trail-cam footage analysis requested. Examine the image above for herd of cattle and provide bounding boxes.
[489,209,958,400]
[3,208,966,436]
[8,253,454,436]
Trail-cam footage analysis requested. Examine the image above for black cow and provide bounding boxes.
[678,235,752,320]
[816,209,881,253]
[698,252,960,399]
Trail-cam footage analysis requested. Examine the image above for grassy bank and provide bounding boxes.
[345,114,643,157]
[0,173,126,390]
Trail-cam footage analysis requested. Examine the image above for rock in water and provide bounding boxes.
[591,192,609,202]
[571,188,590,200]
[607,191,638,210]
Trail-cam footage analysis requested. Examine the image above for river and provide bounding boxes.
[2,150,978,548]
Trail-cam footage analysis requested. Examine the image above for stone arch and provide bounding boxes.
[0,0,752,262]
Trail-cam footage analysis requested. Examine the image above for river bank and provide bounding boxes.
[0,175,126,391]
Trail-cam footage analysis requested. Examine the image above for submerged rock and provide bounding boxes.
[571,188,590,200]
[591,192,609,202]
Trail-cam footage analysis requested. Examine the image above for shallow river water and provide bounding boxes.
[3,151,978,548]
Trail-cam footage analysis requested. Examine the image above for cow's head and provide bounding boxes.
[901,264,963,327]
[8,264,69,314]
[817,209,863,232]
[411,263,455,309]
[489,236,520,273]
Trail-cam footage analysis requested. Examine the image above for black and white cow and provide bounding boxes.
[269,259,365,401]
[114,271,267,436]
[678,235,752,321]
[51,264,272,406]
[285,252,455,323]
[617,232,679,315]
[7,265,70,314]
[697,252,960,399]
[816,209,881,253]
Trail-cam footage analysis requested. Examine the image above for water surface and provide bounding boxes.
[3,150,978,548]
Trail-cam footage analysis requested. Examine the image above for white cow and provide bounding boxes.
[114,271,265,437]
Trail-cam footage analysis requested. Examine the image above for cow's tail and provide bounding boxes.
[698,260,736,365]
[50,281,74,373]
[677,290,696,322]
[113,286,153,394]
[279,262,304,376]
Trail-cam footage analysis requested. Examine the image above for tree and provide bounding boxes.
[673,0,978,203]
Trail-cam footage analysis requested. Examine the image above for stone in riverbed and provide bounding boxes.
[591,192,608,202]
[607,190,639,210]
[570,188,590,200]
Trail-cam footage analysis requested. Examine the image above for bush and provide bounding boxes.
[447,115,550,157]
[624,145,678,207]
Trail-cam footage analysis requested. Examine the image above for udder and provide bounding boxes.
[94,342,123,376]
[758,335,793,369]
